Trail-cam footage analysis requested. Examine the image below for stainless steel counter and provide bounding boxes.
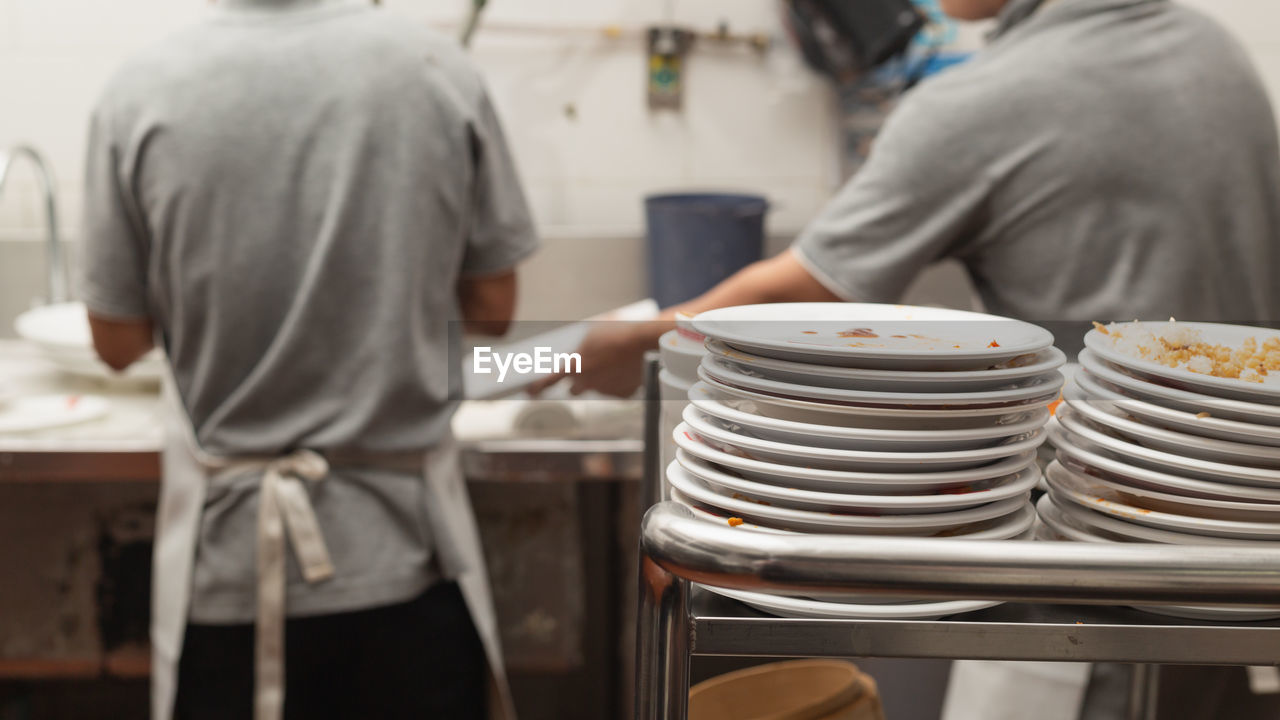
[0,339,644,483]
[0,339,644,720]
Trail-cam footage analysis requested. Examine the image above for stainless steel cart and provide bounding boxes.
[634,357,1280,720]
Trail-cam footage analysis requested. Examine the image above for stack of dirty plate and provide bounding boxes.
[669,303,1064,619]
[658,314,710,473]
[1042,320,1280,620]
[658,313,706,401]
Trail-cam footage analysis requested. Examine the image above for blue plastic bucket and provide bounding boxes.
[645,193,769,307]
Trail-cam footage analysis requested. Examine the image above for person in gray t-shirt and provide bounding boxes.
[81,0,537,717]
[537,0,1280,401]
[537,1,1280,718]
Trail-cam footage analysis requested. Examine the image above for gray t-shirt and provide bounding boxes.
[795,0,1280,323]
[81,0,538,622]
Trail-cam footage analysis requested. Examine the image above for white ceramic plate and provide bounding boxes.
[678,487,1036,540]
[1085,322,1280,403]
[1046,488,1280,547]
[1036,493,1117,543]
[0,394,110,433]
[705,340,1066,392]
[659,369,693,403]
[1034,495,1280,621]
[691,392,1049,452]
[669,488,787,533]
[1064,384,1280,468]
[1045,459,1280,523]
[674,426,1039,493]
[700,584,1002,619]
[701,353,1064,408]
[14,302,166,382]
[681,410,1045,473]
[678,449,1040,514]
[1044,466,1280,540]
[676,487,1037,541]
[693,375,1051,430]
[1050,421,1280,499]
[1080,350,1280,426]
[1075,369,1280,447]
[1054,407,1280,487]
[659,330,704,382]
[667,460,1030,535]
[692,303,1054,370]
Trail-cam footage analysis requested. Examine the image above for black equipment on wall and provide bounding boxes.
[785,0,927,83]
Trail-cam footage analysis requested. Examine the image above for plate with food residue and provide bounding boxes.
[1074,368,1280,447]
[704,340,1066,392]
[699,353,1063,408]
[665,458,1029,535]
[692,303,1054,370]
[0,394,110,434]
[1080,349,1280,426]
[1085,320,1280,403]
[1044,460,1280,539]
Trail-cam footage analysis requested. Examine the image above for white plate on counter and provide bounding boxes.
[1034,495,1280,621]
[666,460,1030,536]
[693,375,1050,430]
[677,449,1039,514]
[1075,369,1280,447]
[681,410,1045,473]
[1045,460,1280,523]
[14,302,166,382]
[690,392,1049,452]
[1064,384,1280,467]
[1044,466,1280,540]
[700,354,1064,408]
[1080,350,1280,426]
[0,394,110,433]
[1054,407,1280,487]
[674,426,1039,493]
[701,585,1002,620]
[1085,322,1280,403]
[692,303,1054,370]
[705,340,1066,392]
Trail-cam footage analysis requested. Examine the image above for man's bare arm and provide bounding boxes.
[530,249,840,397]
[458,269,518,337]
[88,313,154,372]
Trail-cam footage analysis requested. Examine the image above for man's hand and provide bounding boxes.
[527,249,841,398]
[87,312,154,372]
[528,320,661,398]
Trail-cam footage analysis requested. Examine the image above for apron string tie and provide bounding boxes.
[255,448,333,720]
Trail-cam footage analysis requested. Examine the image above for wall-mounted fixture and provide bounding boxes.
[646,26,695,111]
[0,145,65,304]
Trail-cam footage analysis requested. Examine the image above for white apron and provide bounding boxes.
[150,378,516,720]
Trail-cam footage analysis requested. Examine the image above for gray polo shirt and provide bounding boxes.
[80,0,537,621]
[795,0,1280,322]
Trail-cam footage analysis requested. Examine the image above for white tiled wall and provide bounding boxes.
[1,0,1278,326]
[0,0,847,322]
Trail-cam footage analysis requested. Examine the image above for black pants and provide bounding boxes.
[174,583,487,720]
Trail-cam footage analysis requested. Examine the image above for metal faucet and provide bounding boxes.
[0,144,66,304]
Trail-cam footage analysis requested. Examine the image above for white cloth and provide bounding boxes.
[150,378,515,720]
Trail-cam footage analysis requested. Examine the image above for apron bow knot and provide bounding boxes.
[255,447,335,720]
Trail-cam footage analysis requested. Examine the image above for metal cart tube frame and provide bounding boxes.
[635,358,1280,720]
